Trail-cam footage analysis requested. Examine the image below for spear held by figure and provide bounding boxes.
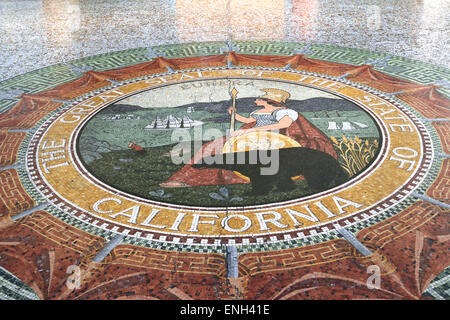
[229,87,238,135]
[173,86,348,195]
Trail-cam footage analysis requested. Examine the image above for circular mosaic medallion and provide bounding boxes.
[0,41,449,300]
[24,66,434,245]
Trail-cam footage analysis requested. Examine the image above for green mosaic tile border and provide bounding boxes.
[0,63,79,108]
[1,41,449,114]
[0,42,227,114]
[0,99,17,115]
[424,266,450,300]
[16,166,47,206]
[236,230,341,254]
[124,237,227,254]
[152,41,228,59]
[232,41,450,98]
[0,266,39,300]
[67,48,151,72]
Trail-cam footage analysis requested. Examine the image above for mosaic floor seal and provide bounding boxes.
[0,41,448,300]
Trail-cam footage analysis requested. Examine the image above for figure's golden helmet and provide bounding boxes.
[259,88,291,103]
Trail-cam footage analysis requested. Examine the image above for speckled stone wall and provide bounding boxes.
[0,0,448,82]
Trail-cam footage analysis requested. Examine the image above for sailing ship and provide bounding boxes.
[187,106,195,113]
[327,121,368,131]
[144,114,203,130]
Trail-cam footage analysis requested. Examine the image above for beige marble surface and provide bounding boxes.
[0,0,448,81]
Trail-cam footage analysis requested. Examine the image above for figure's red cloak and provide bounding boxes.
[160,113,337,187]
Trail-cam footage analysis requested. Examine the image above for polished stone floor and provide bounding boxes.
[0,0,449,302]
[0,0,449,81]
